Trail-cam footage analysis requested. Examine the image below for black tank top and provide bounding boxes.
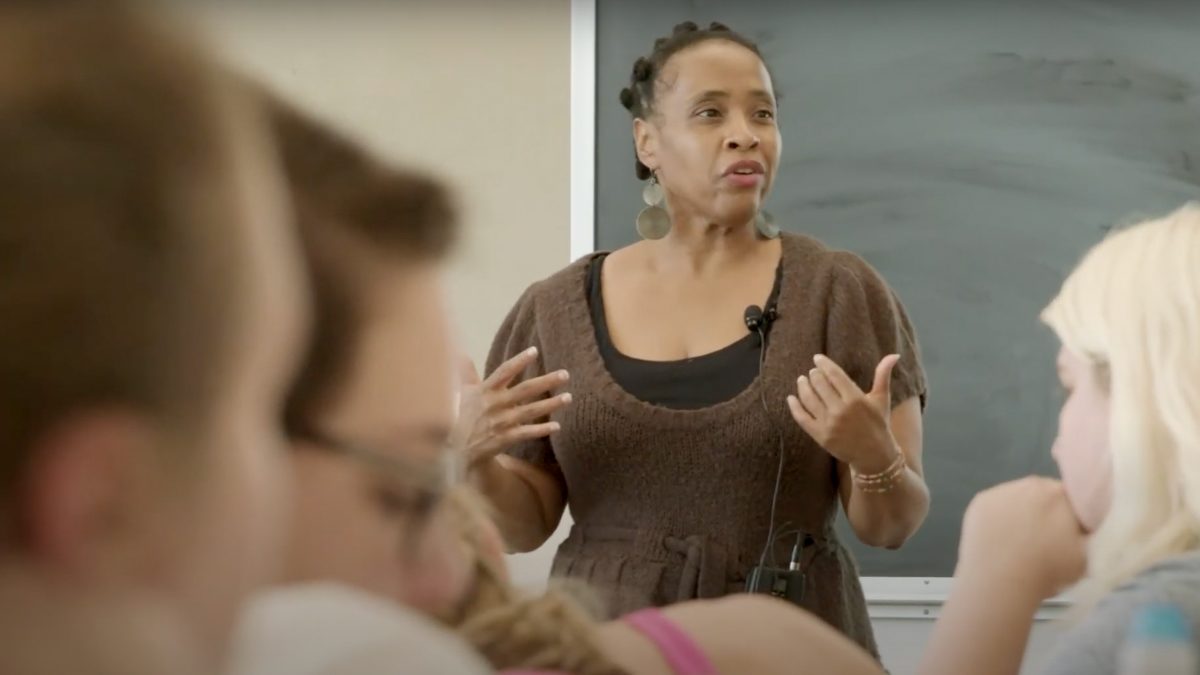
[586,253,782,410]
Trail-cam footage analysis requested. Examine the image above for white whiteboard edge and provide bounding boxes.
[863,576,1071,621]
[513,574,1067,621]
[862,576,955,599]
[569,0,596,261]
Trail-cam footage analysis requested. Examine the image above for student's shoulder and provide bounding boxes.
[229,584,491,675]
[660,595,884,675]
[1095,551,1200,624]
[1037,554,1200,675]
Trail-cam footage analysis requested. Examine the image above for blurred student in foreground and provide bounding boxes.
[0,4,306,674]
[225,94,491,675]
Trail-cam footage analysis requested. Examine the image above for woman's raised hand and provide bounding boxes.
[451,347,572,468]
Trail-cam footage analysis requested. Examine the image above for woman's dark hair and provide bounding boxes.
[619,21,767,180]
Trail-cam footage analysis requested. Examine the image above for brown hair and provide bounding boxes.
[444,487,627,675]
[261,93,459,429]
[0,3,259,528]
[619,21,769,179]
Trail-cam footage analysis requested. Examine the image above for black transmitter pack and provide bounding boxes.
[745,565,806,605]
[744,532,813,606]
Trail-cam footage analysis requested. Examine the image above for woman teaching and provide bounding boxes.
[458,21,929,654]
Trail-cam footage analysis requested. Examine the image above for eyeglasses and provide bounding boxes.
[290,425,453,557]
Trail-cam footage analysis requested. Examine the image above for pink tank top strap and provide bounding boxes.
[622,607,717,675]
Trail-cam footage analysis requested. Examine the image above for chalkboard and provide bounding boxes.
[593,0,1200,576]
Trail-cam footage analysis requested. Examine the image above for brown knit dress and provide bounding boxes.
[485,232,927,655]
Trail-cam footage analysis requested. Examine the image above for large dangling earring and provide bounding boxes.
[636,174,670,240]
[755,210,780,239]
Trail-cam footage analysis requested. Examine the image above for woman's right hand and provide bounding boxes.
[452,347,572,469]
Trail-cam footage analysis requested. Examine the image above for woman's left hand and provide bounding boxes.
[787,353,899,469]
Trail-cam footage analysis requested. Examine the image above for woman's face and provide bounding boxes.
[1051,346,1113,532]
[635,39,781,228]
[284,262,471,618]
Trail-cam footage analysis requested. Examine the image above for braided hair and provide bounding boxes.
[619,21,767,179]
[442,486,628,675]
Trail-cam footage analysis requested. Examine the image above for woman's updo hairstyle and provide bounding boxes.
[619,21,767,180]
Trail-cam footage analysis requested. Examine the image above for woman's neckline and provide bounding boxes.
[590,251,780,367]
[564,234,795,427]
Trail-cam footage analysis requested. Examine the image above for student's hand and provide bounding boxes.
[787,354,900,470]
[957,477,1087,600]
[450,347,571,469]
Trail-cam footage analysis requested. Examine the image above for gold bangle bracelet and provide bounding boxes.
[851,453,907,495]
[851,453,905,484]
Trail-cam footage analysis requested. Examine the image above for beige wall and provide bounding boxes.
[187,1,574,590]
[189,1,572,365]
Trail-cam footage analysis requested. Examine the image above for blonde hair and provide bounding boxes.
[442,487,627,675]
[1041,202,1200,599]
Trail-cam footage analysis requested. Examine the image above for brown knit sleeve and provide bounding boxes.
[484,283,562,470]
[826,253,928,410]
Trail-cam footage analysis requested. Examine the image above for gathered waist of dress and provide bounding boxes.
[554,522,850,614]
[561,522,840,569]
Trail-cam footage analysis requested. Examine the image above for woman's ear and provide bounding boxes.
[633,118,659,174]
